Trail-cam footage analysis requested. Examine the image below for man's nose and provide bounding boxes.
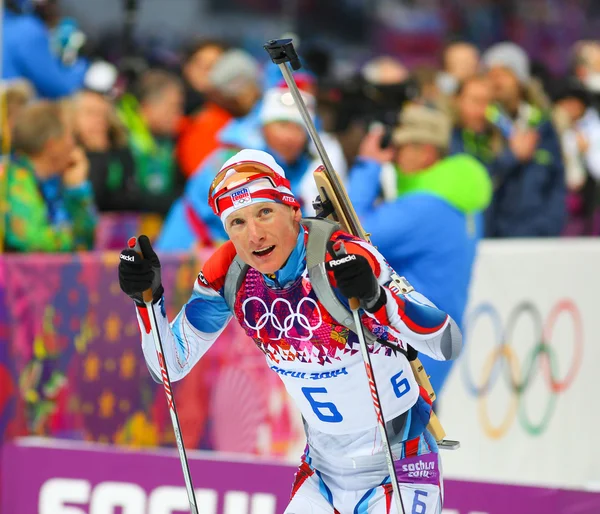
[247,219,266,245]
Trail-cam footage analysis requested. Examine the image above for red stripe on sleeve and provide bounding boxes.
[136,305,151,334]
[401,314,448,335]
[370,301,390,326]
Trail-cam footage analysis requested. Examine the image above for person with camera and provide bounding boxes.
[347,105,491,395]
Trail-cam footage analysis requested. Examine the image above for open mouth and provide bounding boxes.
[253,245,275,257]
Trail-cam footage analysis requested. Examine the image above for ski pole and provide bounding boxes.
[128,237,199,514]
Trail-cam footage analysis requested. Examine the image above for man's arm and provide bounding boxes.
[128,241,237,382]
[16,17,87,98]
[5,165,75,251]
[329,237,463,362]
[137,275,233,382]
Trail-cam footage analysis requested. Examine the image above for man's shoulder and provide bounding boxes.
[7,161,36,189]
[199,241,238,291]
[396,192,452,213]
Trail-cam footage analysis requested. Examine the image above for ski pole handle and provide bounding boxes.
[127,236,153,304]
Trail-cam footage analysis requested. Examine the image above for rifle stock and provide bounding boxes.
[313,167,448,443]
[264,37,453,447]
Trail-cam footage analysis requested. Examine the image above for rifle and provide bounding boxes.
[264,38,459,451]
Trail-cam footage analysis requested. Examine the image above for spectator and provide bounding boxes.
[482,42,566,237]
[157,86,346,251]
[0,79,34,153]
[438,41,480,95]
[553,81,600,234]
[450,74,503,167]
[571,40,600,98]
[347,105,491,394]
[412,66,447,108]
[4,101,97,251]
[181,39,228,116]
[117,69,185,216]
[361,56,409,86]
[71,89,145,212]
[176,49,262,178]
[332,55,411,166]
[2,0,88,98]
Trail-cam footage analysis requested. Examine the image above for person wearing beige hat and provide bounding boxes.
[347,103,491,396]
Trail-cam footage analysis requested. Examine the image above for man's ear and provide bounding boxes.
[292,206,302,223]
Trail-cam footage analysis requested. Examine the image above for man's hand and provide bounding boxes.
[119,235,164,305]
[509,129,539,162]
[357,125,395,164]
[63,146,90,187]
[576,131,590,154]
[326,245,383,312]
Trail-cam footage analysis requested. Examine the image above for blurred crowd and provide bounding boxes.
[3,0,600,253]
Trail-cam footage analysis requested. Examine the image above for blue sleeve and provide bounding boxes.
[348,158,422,258]
[141,280,232,382]
[155,199,197,252]
[182,287,232,333]
[15,19,87,98]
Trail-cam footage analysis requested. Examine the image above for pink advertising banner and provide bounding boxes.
[2,438,600,514]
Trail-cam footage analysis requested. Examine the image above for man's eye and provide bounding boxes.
[230,218,244,227]
[261,208,273,216]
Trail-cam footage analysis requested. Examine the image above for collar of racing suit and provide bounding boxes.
[262,224,307,289]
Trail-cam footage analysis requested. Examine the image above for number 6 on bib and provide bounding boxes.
[301,387,343,423]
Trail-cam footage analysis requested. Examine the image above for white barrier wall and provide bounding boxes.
[441,239,600,491]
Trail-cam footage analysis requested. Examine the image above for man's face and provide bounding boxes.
[263,121,307,165]
[487,66,521,106]
[45,117,76,172]
[395,142,438,174]
[225,202,302,274]
[446,44,480,82]
[556,97,587,122]
[457,78,492,132]
[143,84,184,136]
[184,45,224,93]
[75,91,110,144]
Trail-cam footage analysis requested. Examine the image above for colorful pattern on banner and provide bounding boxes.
[0,252,304,458]
[2,438,600,514]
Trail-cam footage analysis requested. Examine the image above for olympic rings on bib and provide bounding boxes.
[461,299,583,439]
[242,296,323,341]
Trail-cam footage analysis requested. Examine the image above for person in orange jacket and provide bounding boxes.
[176,49,262,178]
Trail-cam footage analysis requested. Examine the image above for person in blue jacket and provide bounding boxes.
[2,0,88,98]
[348,104,492,395]
[476,42,566,237]
[156,86,346,251]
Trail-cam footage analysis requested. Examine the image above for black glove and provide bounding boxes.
[326,244,384,312]
[118,235,163,305]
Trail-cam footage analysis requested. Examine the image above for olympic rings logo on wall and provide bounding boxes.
[461,300,583,439]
